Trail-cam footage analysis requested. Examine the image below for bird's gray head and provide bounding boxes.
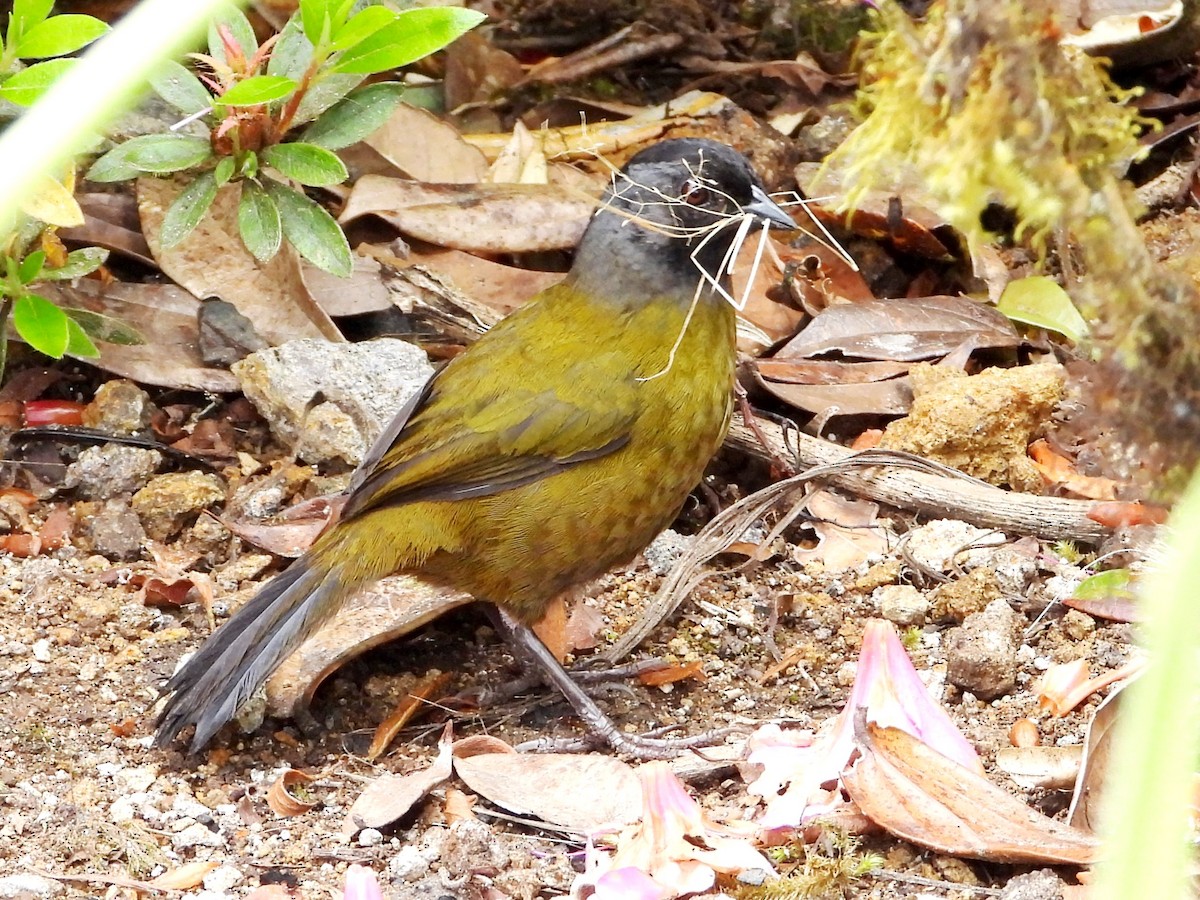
[572,138,795,299]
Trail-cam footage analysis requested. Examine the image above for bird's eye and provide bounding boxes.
[682,179,712,205]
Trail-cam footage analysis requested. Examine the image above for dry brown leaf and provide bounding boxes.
[37,280,239,391]
[756,377,914,420]
[564,601,605,653]
[793,489,891,572]
[266,768,317,817]
[444,32,525,110]
[638,660,706,687]
[994,746,1083,790]
[363,103,489,183]
[460,90,737,162]
[266,575,472,718]
[453,752,641,833]
[1069,674,1131,832]
[138,178,342,345]
[303,256,394,317]
[366,671,452,760]
[533,595,568,663]
[342,724,453,837]
[1029,439,1120,500]
[339,178,596,253]
[443,787,479,824]
[383,246,562,317]
[844,717,1101,864]
[61,192,155,266]
[780,296,1022,362]
[756,359,912,385]
[216,511,332,558]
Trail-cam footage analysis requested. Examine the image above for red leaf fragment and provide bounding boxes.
[24,399,85,426]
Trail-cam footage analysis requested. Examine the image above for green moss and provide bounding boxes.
[738,829,884,899]
[825,0,1200,485]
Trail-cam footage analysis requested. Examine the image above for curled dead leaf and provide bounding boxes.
[266,769,317,817]
[844,714,1100,864]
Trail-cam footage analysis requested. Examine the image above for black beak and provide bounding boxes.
[745,184,796,230]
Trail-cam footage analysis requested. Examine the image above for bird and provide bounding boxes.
[154,137,795,756]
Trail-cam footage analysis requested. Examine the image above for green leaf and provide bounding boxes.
[18,250,45,283]
[38,247,109,281]
[264,178,351,277]
[14,15,108,59]
[329,6,398,53]
[266,13,313,81]
[291,71,361,125]
[213,155,236,186]
[240,151,259,179]
[64,316,99,357]
[64,308,145,345]
[1073,568,1135,602]
[997,275,1089,344]
[301,82,405,150]
[300,0,338,47]
[208,3,258,63]
[160,171,219,249]
[332,7,486,75]
[218,74,297,107]
[87,134,213,181]
[150,60,213,115]
[0,58,74,105]
[8,0,55,48]
[262,142,347,186]
[13,293,69,358]
[238,180,282,262]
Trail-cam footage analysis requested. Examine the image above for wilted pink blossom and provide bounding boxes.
[577,761,773,899]
[748,618,982,829]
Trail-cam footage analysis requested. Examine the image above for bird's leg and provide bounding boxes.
[456,658,671,709]
[490,608,740,759]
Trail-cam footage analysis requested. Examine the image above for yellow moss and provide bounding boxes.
[827,0,1156,334]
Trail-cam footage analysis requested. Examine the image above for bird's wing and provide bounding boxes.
[342,301,639,517]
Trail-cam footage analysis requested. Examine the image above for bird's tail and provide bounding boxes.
[154,542,361,752]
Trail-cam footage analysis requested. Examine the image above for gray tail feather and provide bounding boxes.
[154,557,341,752]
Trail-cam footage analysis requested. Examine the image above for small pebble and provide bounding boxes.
[358,827,384,847]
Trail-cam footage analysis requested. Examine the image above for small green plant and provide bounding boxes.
[0,169,142,373]
[0,0,109,105]
[86,1,485,277]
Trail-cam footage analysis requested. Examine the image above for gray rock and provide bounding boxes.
[79,499,146,561]
[64,445,162,499]
[944,598,1023,699]
[202,865,244,894]
[642,529,692,576]
[132,472,226,541]
[83,380,153,434]
[998,869,1064,900]
[904,519,1004,573]
[232,338,433,466]
[874,584,928,626]
[0,875,62,898]
[358,827,384,847]
[172,821,225,849]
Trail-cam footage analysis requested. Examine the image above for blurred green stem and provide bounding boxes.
[1093,466,1200,900]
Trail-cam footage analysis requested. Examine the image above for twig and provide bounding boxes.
[726,414,1112,543]
[867,868,1006,895]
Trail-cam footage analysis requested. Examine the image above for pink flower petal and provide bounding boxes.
[748,619,982,828]
[342,865,383,900]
